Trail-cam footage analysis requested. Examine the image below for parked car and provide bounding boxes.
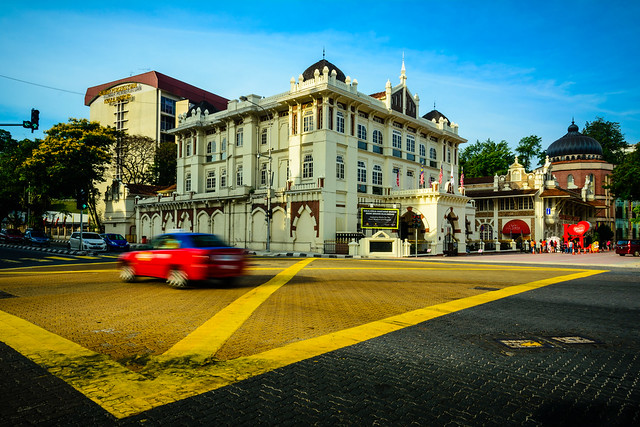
[615,240,640,257]
[118,232,246,288]
[1,228,24,244]
[24,229,51,246]
[100,233,130,251]
[68,232,108,251]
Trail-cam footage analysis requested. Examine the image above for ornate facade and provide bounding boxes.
[134,59,475,255]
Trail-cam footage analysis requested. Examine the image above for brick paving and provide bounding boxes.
[0,249,638,425]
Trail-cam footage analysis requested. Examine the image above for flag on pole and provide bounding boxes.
[450,166,455,188]
[460,166,464,188]
[420,165,424,187]
[438,162,443,185]
[396,168,400,187]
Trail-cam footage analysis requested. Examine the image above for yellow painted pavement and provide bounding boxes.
[0,259,607,418]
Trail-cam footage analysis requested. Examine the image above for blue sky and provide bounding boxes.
[1,0,639,154]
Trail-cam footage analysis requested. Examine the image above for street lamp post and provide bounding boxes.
[239,96,273,252]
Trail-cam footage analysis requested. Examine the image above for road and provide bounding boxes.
[0,245,638,425]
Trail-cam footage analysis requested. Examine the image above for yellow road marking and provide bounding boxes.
[0,270,115,275]
[161,258,315,360]
[46,256,77,261]
[0,264,607,419]
[0,259,21,263]
[22,258,51,263]
[74,255,101,260]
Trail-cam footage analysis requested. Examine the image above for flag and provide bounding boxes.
[450,167,455,187]
[438,163,443,184]
[460,166,464,188]
[396,169,400,187]
[420,166,424,187]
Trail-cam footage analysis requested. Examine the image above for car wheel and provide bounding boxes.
[167,268,188,288]
[619,253,625,256]
[119,264,137,283]
[634,251,639,257]
[67,243,71,250]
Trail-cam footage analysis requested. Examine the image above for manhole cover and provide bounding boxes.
[496,339,549,349]
[548,336,598,345]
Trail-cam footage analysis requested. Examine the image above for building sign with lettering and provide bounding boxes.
[361,208,399,229]
[100,83,142,104]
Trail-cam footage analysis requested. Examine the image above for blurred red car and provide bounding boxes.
[118,232,246,288]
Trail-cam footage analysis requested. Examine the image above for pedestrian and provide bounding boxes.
[569,240,574,255]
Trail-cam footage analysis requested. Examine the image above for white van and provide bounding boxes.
[68,232,107,251]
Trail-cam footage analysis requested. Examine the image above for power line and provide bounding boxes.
[0,74,84,95]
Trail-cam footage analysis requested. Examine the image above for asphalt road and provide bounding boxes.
[0,246,638,426]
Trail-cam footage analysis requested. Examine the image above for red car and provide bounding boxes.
[118,232,246,288]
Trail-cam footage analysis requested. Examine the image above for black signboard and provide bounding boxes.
[360,208,399,229]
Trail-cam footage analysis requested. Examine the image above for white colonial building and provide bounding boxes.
[134,59,475,256]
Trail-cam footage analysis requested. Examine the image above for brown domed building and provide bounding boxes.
[464,121,614,249]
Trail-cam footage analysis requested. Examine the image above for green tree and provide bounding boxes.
[0,131,40,226]
[515,135,544,170]
[21,118,118,230]
[582,117,628,164]
[459,139,514,178]
[607,143,640,201]
[119,134,156,185]
[151,141,177,186]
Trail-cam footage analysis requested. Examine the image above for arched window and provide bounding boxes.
[303,154,314,178]
[372,165,382,186]
[336,155,345,179]
[480,223,493,240]
[419,144,426,157]
[372,130,383,145]
[357,161,367,183]
[357,124,367,140]
[430,147,437,160]
[567,174,575,187]
[336,111,345,133]
[236,128,243,146]
[236,165,243,186]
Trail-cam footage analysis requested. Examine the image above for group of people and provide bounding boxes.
[523,239,612,254]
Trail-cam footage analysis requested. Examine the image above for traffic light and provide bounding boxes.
[21,108,39,132]
[76,188,88,210]
[413,214,422,228]
[30,109,39,132]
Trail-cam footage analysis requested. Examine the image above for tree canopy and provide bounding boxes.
[515,135,544,171]
[118,134,156,185]
[459,139,514,178]
[21,118,118,229]
[607,143,640,201]
[151,141,177,186]
[582,117,628,164]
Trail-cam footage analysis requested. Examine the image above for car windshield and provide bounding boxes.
[189,234,229,248]
[105,234,125,240]
[617,240,628,245]
[83,233,102,240]
[31,230,46,237]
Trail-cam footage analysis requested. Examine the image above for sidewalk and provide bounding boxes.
[247,249,640,269]
[441,250,640,268]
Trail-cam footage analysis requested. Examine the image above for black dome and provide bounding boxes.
[546,121,603,161]
[423,109,451,126]
[302,59,346,82]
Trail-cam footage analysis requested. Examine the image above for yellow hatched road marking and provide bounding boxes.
[0,259,21,263]
[0,263,607,419]
[47,256,77,261]
[22,258,52,263]
[161,258,315,360]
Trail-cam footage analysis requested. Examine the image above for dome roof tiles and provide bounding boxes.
[546,121,603,160]
[302,59,347,82]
